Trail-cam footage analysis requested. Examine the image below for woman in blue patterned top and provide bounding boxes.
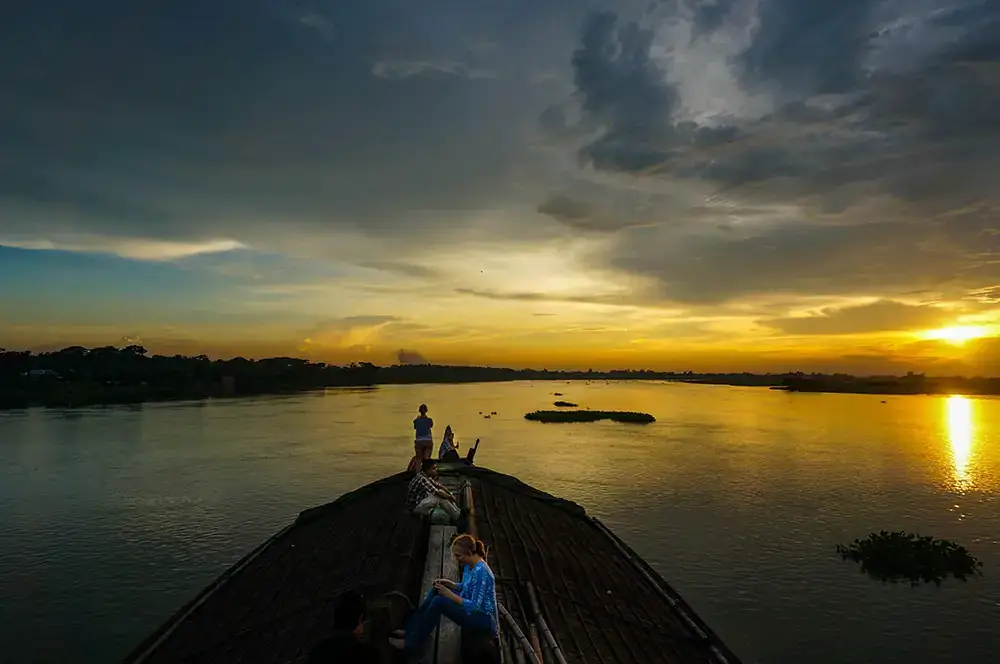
[389,534,499,652]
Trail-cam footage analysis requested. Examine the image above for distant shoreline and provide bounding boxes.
[2,346,997,411]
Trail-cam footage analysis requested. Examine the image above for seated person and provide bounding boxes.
[405,458,461,521]
[389,535,499,653]
[307,590,378,663]
[439,425,461,462]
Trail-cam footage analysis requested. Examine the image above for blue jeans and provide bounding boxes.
[405,589,493,650]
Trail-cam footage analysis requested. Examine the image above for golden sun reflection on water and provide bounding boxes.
[946,395,975,491]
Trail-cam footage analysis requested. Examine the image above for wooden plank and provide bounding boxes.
[437,525,460,664]
[420,526,447,663]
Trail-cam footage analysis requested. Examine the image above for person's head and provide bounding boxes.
[418,404,428,415]
[451,534,487,566]
[332,590,366,637]
[421,458,438,477]
[444,425,453,439]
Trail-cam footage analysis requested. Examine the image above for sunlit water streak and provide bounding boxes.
[947,395,975,492]
[1,383,999,663]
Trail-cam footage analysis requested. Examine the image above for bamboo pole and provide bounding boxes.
[498,602,540,664]
[541,632,554,664]
[513,637,526,664]
[529,624,545,664]
[501,627,514,664]
[525,582,569,664]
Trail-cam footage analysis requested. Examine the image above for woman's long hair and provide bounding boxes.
[452,533,488,560]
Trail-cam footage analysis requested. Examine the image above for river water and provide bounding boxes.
[2,381,999,663]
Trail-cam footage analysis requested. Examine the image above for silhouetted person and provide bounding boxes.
[406,403,434,472]
[439,424,460,462]
[307,590,378,664]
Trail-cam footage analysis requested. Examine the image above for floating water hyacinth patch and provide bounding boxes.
[525,410,655,423]
[836,531,983,586]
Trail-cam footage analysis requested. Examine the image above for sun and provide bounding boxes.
[921,326,988,345]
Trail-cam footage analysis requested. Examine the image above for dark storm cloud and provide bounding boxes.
[763,300,953,335]
[537,195,592,223]
[557,0,1000,303]
[604,209,998,304]
[571,12,680,173]
[0,0,589,252]
[568,0,1000,193]
[690,0,739,35]
[737,0,874,96]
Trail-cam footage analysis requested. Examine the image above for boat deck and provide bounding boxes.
[124,467,739,664]
[465,467,734,664]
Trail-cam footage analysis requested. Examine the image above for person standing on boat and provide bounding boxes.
[438,424,460,462]
[389,534,498,652]
[406,458,461,521]
[307,590,378,663]
[406,403,434,472]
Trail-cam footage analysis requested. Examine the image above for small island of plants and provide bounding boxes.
[836,530,983,585]
[553,400,579,407]
[525,410,655,424]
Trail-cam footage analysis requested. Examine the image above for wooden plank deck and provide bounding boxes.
[459,468,736,664]
[124,472,427,664]
[418,525,461,664]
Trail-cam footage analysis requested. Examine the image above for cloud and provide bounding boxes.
[537,195,591,222]
[454,287,633,307]
[597,209,999,304]
[5,0,1000,370]
[371,59,494,79]
[357,261,439,279]
[763,299,954,335]
[0,0,582,261]
[551,1,1000,304]
[396,348,428,364]
[300,316,400,349]
[0,236,245,261]
[298,12,336,41]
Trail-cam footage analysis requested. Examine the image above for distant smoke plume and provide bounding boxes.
[397,349,428,365]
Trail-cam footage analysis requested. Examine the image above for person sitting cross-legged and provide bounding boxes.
[406,458,461,521]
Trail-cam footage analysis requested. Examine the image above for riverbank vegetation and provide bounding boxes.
[0,346,378,409]
[5,346,1000,410]
[524,410,656,424]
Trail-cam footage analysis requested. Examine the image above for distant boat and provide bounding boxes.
[125,465,741,664]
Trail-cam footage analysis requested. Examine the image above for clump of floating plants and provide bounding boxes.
[525,410,655,424]
[553,401,579,407]
[836,531,983,586]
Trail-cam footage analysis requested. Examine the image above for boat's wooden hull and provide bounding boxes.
[125,467,740,664]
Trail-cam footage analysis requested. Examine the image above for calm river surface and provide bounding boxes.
[2,381,999,663]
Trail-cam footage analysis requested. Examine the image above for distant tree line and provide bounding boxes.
[3,347,999,410]
[0,346,377,409]
[780,372,1000,396]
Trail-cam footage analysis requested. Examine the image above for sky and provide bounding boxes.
[2,0,1000,374]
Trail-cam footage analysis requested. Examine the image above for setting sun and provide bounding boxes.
[921,326,988,345]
